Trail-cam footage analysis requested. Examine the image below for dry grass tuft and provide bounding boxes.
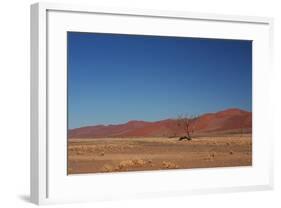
[132,159,146,166]
[162,161,179,169]
[102,159,152,172]
[210,153,215,158]
[118,160,135,169]
[102,164,114,172]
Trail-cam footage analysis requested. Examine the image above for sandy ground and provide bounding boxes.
[67,134,252,174]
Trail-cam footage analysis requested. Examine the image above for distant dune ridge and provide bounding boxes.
[68,108,252,138]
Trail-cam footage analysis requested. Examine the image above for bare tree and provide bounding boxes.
[177,114,198,141]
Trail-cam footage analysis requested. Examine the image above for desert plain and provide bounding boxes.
[68,134,252,174]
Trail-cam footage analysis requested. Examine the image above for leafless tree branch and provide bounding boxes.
[177,114,199,141]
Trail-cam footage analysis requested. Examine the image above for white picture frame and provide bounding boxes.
[30,2,274,205]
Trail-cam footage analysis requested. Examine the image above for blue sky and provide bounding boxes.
[68,32,252,129]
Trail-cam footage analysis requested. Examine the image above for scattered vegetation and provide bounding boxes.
[68,135,252,174]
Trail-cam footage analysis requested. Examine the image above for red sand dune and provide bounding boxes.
[68,108,252,138]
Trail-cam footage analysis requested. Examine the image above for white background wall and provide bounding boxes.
[0,0,280,207]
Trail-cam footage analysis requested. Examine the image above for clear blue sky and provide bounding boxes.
[68,32,252,129]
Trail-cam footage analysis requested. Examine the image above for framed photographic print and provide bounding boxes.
[30,2,274,205]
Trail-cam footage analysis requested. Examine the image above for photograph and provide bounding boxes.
[67,32,252,174]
